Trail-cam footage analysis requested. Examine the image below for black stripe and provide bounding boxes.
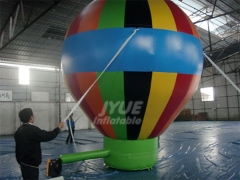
[124,0,152,28]
[124,72,152,140]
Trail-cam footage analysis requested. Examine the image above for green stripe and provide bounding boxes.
[98,0,126,29]
[97,72,127,139]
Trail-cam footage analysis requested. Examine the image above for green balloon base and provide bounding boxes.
[103,137,158,170]
[59,137,158,171]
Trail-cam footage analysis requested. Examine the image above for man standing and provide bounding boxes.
[14,108,64,180]
[65,113,75,144]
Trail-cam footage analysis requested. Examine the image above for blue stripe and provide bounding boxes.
[61,28,203,75]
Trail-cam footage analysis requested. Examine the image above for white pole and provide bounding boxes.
[12,5,20,37]
[203,53,240,93]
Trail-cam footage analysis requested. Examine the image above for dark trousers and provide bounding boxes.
[66,128,75,143]
[20,163,39,180]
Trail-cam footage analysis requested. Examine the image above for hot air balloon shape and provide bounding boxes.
[47,0,203,175]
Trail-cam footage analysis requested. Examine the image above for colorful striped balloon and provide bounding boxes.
[61,0,203,140]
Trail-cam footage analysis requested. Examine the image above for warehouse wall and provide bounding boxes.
[0,65,94,135]
[184,56,240,120]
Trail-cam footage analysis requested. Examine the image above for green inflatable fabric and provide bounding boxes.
[60,137,158,170]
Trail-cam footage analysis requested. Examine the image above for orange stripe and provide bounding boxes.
[78,0,106,33]
[158,75,201,135]
[65,27,70,39]
[64,74,108,137]
[75,72,116,138]
[63,75,76,101]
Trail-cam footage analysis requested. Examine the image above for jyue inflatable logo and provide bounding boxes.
[95,101,144,125]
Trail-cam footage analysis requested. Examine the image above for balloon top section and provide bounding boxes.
[65,0,199,39]
[62,0,203,140]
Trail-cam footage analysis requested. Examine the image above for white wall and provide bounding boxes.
[184,56,240,120]
[0,65,94,135]
[0,101,92,135]
[0,102,93,135]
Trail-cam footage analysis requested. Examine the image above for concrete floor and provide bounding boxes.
[0,121,240,180]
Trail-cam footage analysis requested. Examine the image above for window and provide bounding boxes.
[65,93,75,102]
[0,62,57,85]
[200,87,214,101]
[19,66,29,85]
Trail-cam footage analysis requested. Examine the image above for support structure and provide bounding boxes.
[46,137,158,178]
[0,0,62,50]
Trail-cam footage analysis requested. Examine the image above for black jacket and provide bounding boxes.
[14,123,60,166]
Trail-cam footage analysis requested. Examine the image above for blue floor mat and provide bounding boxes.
[0,121,240,180]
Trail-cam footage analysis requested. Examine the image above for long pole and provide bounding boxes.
[58,68,61,123]
[203,53,240,93]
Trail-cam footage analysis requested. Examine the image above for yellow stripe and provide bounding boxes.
[148,0,177,31]
[138,72,177,139]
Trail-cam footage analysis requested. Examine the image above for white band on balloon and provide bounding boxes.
[64,28,139,148]
[204,53,240,93]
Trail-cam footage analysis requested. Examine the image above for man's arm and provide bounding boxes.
[33,122,64,142]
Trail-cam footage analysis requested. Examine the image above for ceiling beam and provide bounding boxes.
[203,31,239,51]
[0,1,20,35]
[0,0,63,51]
[194,8,240,24]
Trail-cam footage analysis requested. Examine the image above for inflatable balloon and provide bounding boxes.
[48,0,203,174]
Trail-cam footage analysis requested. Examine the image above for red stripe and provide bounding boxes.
[149,74,194,138]
[166,1,193,36]
[66,14,82,37]
[159,75,201,134]
[75,72,116,138]
[77,0,106,33]
[66,0,106,37]
[65,74,107,136]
